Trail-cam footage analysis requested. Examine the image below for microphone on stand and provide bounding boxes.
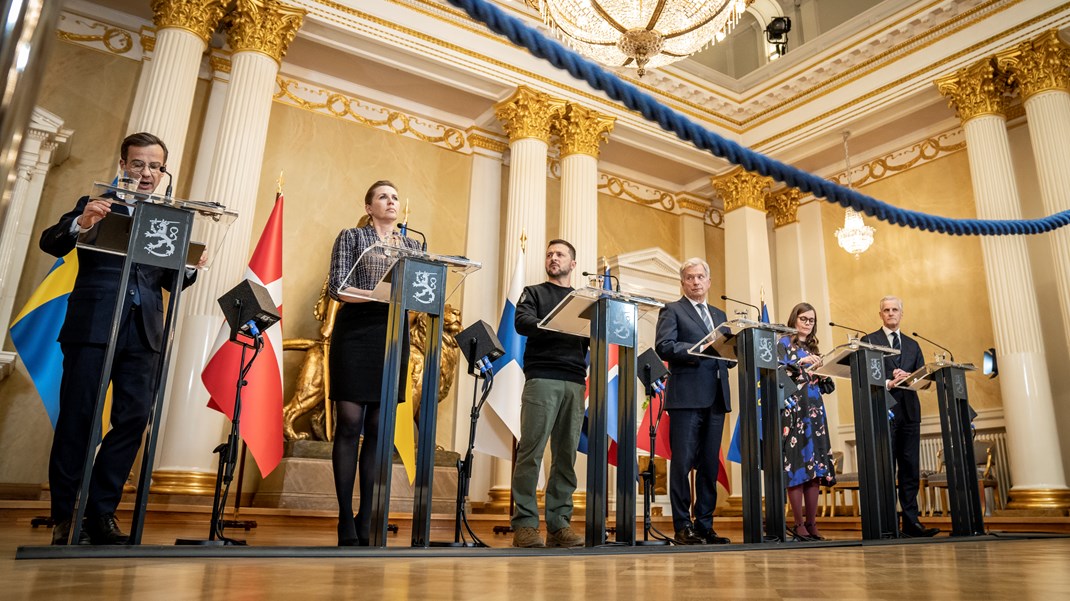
[912,331,955,362]
[829,321,867,337]
[160,165,174,200]
[720,294,759,316]
[399,223,428,251]
[581,271,620,292]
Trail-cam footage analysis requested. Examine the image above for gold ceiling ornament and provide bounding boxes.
[151,0,228,43]
[527,0,751,78]
[935,58,1012,123]
[711,166,772,213]
[834,131,875,258]
[996,30,1070,102]
[494,86,566,143]
[226,0,305,64]
[554,103,616,158]
[766,187,802,228]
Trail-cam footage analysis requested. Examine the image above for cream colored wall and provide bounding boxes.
[821,149,1001,430]
[597,191,680,260]
[0,41,141,485]
[704,223,727,304]
[253,102,473,445]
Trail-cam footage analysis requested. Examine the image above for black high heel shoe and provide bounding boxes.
[787,525,813,542]
[804,522,827,541]
[338,516,359,546]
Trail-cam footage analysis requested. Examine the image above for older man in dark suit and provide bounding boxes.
[862,296,939,537]
[655,257,732,545]
[39,132,198,545]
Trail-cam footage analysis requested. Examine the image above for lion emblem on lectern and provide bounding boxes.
[412,270,438,305]
[143,219,179,258]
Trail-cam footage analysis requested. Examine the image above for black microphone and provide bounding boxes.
[581,271,620,292]
[912,331,955,362]
[720,294,759,315]
[829,321,867,337]
[400,224,427,251]
[160,165,174,199]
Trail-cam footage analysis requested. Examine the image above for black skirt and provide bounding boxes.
[329,302,408,405]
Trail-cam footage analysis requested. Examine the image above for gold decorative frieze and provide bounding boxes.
[597,174,724,228]
[226,0,305,64]
[832,128,967,188]
[935,58,1012,123]
[140,30,156,53]
[274,77,467,152]
[151,0,228,43]
[712,167,773,213]
[209,54,232,74]
[495,86,566,143]
[554,103,615,158]
[766,187,802,228]
[997,30,1070,101]
[468,133,509,155]
[56,14,137,57]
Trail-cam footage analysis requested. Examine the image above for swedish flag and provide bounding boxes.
[9,251,78,428]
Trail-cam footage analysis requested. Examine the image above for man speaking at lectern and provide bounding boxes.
[39,132,199,545]
[654,258,732,545]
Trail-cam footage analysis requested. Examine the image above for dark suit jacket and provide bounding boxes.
[654,296,731,412]
[39,195,196,352]
[863,328,924,423]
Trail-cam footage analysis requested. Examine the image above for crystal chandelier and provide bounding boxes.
[529,0,751,77]
[835,131,875,257]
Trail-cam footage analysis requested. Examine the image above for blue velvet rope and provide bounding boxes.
[444,0,1070,236]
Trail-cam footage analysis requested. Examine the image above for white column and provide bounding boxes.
[558,153,598,271]
[187,55,231,203]
[505,137,549,284]
[453,143,504,502]
[154,2,304,489]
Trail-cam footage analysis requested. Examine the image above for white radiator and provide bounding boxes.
[920,429,1010,511]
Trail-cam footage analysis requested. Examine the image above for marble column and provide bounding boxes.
[997,30,1070,356]
[127,0,227,182]
[937,59,1069,511]
[554,103,614,274]
[187,53,232,203]
[767,189,842,448]
[153,0,304,494]
[495,86,564,285]
[453,134,506,502]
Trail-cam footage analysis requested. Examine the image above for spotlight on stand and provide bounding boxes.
[983,347,998,379]
[765,16,791,59]
[218,279,280,344]
[636,347,672,545]
[457,320,504,376]
[637,347,668,395]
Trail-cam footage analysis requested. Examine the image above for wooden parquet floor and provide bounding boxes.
[4,504,1070,600]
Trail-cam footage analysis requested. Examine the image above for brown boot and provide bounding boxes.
[512,526,546,548]
[547,525,583,548]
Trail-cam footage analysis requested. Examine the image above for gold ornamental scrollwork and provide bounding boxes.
[554,103,615,158]
[151,0,228,44]
[57,24,134,55]
[935,58,1012,123]
[495,86,566,143]
[996,30,1070,101]
[766,188,802,228]
[599,175,676,211]
[712,167,773,213]
[226,0,305,65]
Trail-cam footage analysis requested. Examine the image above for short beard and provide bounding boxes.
[546,265,571,279]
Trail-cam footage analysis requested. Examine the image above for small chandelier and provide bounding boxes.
[529,0,751,77]
[835,131,875,257]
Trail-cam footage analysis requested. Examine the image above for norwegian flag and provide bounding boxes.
[202,191,284,475]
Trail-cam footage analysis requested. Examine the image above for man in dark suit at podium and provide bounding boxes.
[39,132,198,545]
[863,296,939,537]
[654,258,732,545]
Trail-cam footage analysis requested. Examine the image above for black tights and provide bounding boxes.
[332,401,381,542]
[787,479,822,535]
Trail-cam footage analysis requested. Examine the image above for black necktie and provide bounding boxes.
[891,331,901,350]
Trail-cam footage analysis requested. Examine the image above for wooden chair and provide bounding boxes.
[924,440,1002,516]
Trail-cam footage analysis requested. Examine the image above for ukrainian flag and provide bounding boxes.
[9,251,78,428]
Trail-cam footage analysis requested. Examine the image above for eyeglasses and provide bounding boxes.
[127,160,164,173]
[797,316,816,324]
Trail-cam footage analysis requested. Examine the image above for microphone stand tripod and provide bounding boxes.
[432,343,495,547]
[637,368,672,546]
[176,320,264,546]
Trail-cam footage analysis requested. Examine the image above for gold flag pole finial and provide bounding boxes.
[520,229,527,254]
[276,171,284,194]
[403,197,410,227]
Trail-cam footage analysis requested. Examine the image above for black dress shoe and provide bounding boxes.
[84,513,129,545]
[695,527,731,544]
[51,518,90,545]
[673,525,705,545]
[902,522,940,538]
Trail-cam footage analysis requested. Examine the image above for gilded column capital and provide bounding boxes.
[151,0,228,44]
[935,58,1012,123]
[554,103,615,158]
[766,187,802,227]
[494,86,565,143]
[712,167,773,213]
[226,0,305,65]
[997,30,1070,101]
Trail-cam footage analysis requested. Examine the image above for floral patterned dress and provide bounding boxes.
[779,337,835,488]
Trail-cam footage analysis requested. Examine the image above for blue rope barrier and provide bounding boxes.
[445,0,1070,236]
